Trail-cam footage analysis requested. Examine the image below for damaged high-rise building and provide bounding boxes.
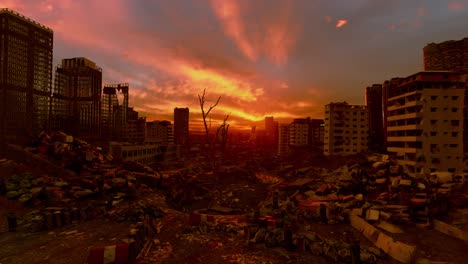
[101,83,129,140]
[0,9,53,143]
[51,57,102,139]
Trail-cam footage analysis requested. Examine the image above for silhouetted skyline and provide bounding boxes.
[4,0,468,131]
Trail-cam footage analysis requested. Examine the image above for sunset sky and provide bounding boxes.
[4,0,468,131]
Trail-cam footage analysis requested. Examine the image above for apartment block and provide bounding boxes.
[0,9,53,143]
[324,102,369,156]
[383,78,403,150]
[386,71,465,176]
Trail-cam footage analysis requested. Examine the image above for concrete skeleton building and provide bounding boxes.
[386,71,465,176]
[324,102,369,156]
[0,9,53,143]
[51,57,102,140]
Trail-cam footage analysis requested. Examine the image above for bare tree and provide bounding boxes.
[215,113,230,152]
[198,89,221,175]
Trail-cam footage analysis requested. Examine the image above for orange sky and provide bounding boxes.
[3,0,468,131]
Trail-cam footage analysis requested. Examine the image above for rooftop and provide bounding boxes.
[0,8,53,33]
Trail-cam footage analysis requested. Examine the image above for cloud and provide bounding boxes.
[416,7,428,17]
[448,1,464,11]
[336,19,348,28]
[5,0,467,132]
[210,0,299,65]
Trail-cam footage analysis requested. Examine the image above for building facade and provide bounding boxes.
[265,116,279,147]
[173,107,189,145]
[0,9,53,143]
[366,84,385,152]
[109,142,164,165]
[324,102,369,156]
[101,83,129,140]
[383,78,403,151]
[51,57,102,139]
[278,123,290,156]
[146,120,174,145]
[423,38,468,74]
[386,71,465,177]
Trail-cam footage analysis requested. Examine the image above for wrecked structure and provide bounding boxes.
[0,8,53,144]
[51,57,102,140]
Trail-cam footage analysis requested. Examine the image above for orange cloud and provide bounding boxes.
[210,0,257,61]
[336,20,348,28]
[210,0,298,65]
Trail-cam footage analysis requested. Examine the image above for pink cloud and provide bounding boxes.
[336,20,348,28]
[448,1,464,11]
[416,7,428,17]
[325,16,332,23]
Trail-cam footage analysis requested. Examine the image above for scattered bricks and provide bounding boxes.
[71,207,79,222]
[297,236,306,253]
[45,212,54,230]
[63,209,72,225]
[267,219,277,230]
[243,225,251,240]
[80,207,88,222]
[54,210,63,228]
[7,213,17,232]
[273,191,279,210]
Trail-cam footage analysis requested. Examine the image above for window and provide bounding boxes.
[452,132,458,137]
[448,168,456,173]
[451,120,460,126]
[430,132,437,136]
[430,107,437,112]
[444,96,448,99]
[452,96,458,100]
[430,120,437,125]
[431,96,438,100]
[452,108,458,113]
[449,144,458,148]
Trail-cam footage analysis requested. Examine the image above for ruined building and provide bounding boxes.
[0,9,53,143]
[51,57,102,139]
[386,71,465,176]
[423,38,468,74]
[423,38,468,157]
[173,107,189,145]
[324,102,369,156]
[366,84,385,153]
[101,83,129,140]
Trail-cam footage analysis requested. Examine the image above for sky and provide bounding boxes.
[3,0,468,131]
